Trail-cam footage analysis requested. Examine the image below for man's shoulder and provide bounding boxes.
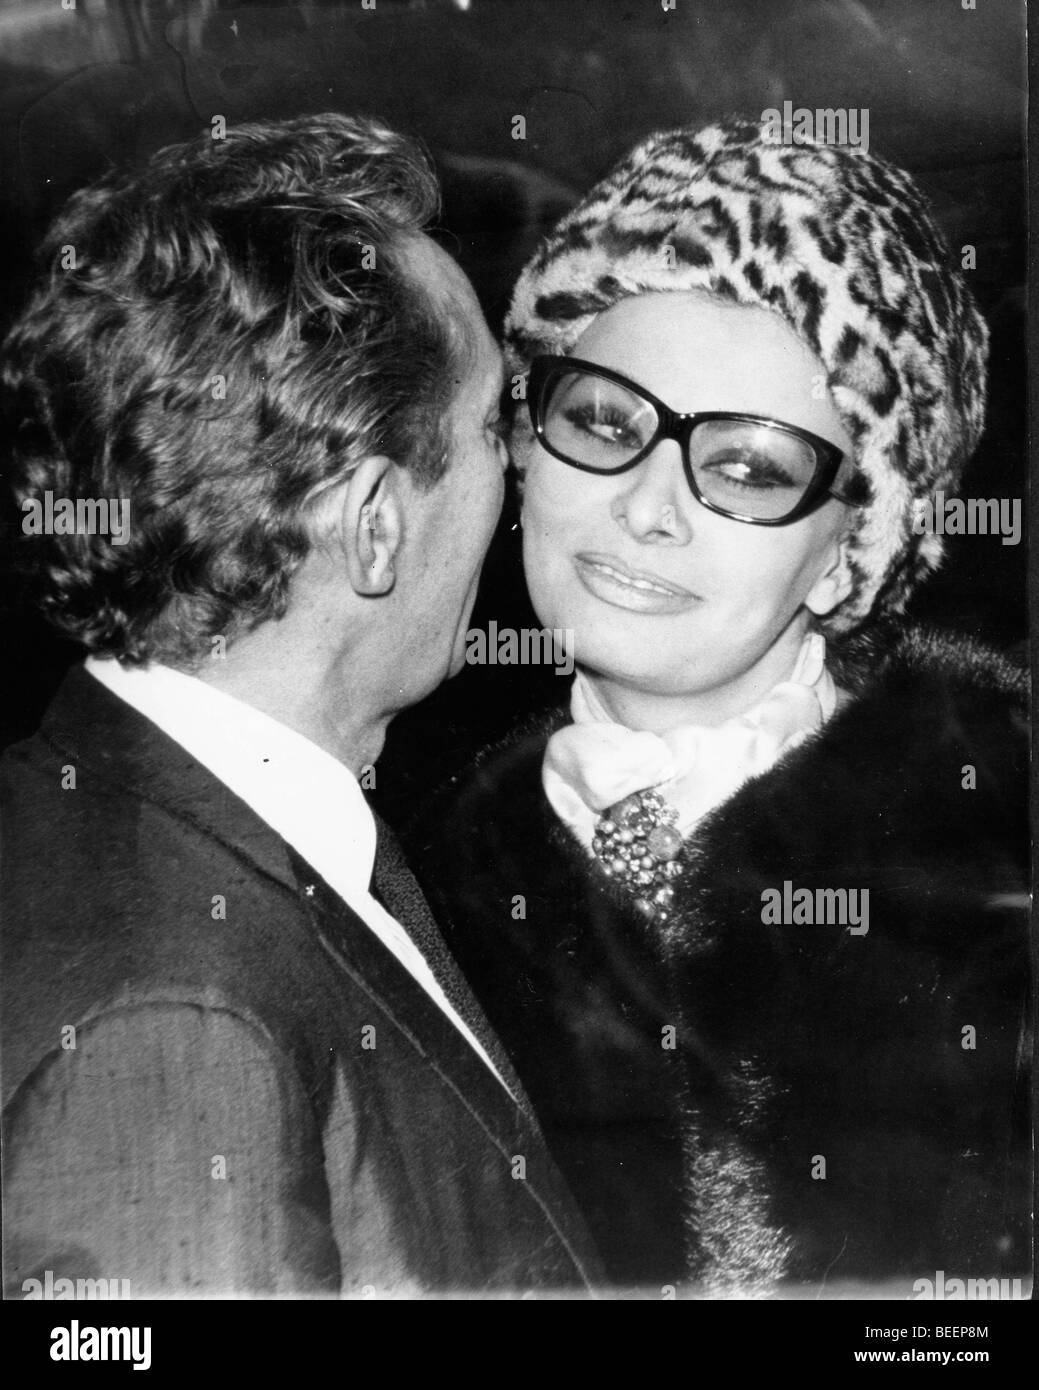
[0,670,349,1108]
[1,679,307,943]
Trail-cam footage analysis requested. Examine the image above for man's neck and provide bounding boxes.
[195,633,390,778]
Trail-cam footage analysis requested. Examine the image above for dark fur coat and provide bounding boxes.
[407,627,1031,1296]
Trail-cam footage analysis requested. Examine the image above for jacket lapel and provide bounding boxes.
[288,850,598,1280]
[41,667,538,1141]
[286,849,528,1128]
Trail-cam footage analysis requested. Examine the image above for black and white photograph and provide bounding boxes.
[0,0,1031,1355]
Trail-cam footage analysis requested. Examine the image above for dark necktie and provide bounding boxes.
[369,813,529,1110]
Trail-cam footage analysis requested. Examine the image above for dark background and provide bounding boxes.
[0,0,1027,826]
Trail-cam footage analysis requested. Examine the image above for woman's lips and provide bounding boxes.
[573,552,700,615]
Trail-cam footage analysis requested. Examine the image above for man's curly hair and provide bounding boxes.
[2,113,462,667]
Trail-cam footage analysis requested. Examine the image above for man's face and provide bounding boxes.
[388,236,507,700]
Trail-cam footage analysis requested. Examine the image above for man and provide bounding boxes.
[0,114,598,1297]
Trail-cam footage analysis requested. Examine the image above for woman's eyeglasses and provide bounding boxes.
[527,355,858,526]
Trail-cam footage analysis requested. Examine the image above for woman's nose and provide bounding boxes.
[609,440,693,543]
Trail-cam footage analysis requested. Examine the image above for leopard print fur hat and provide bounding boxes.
[504,118,989,633]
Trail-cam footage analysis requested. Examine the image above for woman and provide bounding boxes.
[407,120,1029,1296]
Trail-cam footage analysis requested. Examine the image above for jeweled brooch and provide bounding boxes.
[591,789,685,923]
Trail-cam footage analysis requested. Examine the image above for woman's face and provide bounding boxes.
[519,292,856,723]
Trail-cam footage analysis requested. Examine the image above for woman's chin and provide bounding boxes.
[574,649,693,698]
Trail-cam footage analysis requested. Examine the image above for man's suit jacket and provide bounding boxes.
[1,667,599,1297]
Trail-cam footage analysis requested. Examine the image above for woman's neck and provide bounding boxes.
[583,623,816,734]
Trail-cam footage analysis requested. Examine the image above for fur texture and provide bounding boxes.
[408,628,1030,1294]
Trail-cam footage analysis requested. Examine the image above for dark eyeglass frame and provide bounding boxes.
[527,354,856,526]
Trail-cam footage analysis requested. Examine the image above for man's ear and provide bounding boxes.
[340,455,406,597]
[805,529,855,619]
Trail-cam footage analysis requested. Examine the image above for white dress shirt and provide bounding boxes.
[85,657,513,1097]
